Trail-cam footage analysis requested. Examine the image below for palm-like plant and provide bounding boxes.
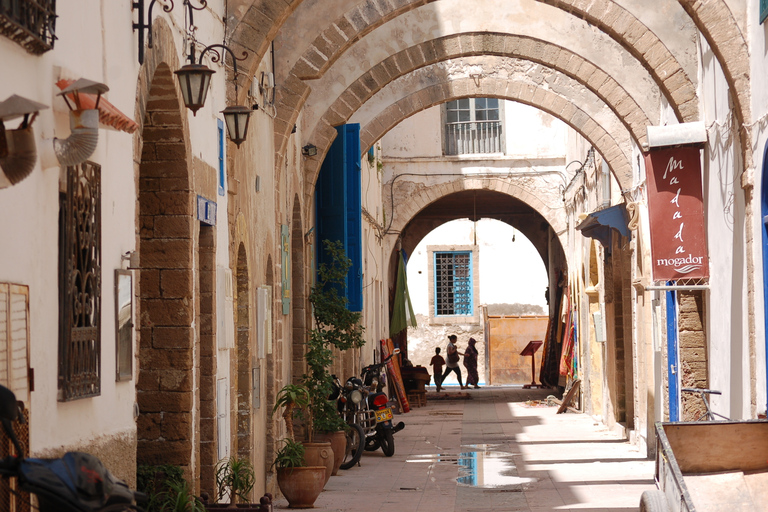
[214,456,256,505]
[272,383,310,441]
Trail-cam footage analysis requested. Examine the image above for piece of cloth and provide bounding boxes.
[463,340,479,386]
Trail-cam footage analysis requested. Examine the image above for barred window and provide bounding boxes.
[59,161,101,401]
[434,251,472,316]
[0,0,57,54]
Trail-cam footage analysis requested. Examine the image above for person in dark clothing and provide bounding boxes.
[463,337,480,388]
[441,334,467,389]
[430,347,446,391]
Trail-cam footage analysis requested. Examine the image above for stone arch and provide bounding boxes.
[308,74,632,196]
[276,32,658,163]
[290,195,307,383]
[675,0,751,167]
[382,178,568,262]
[263,253,278,474]
[235,243,251,460]
[134,17,196,475]
[533,0,699,122]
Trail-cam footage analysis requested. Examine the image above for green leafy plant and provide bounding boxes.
[136,464,203,512]
[272,383,310,441]
[304,240,366,437]
[215,456,256,505]
[273,438,306,470]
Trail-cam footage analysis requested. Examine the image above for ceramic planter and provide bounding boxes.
[301,441,333,485]
[313,430,345,475]
[276,466,326,508]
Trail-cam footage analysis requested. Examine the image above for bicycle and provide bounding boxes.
[681,388,730,421]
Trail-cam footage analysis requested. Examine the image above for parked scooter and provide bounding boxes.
[0,385,146,512]
[360,351,405,457]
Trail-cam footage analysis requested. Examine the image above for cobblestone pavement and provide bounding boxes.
[273,386,654,511]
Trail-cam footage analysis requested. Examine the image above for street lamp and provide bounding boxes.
[173,0,252,145]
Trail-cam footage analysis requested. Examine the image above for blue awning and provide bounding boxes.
[575,203,631,248]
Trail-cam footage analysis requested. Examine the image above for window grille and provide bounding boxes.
[434,251,472,316]
[444,98,503,155]
[59,161,101,401]
[0,0,57,54]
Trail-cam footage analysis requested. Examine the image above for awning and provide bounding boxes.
[575,203,631,248]
[56,79,139,134]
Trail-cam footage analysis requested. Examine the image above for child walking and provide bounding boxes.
[430,347,446,392]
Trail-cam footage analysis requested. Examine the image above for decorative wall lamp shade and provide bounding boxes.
[174,63,215,115]
[0,95,49,189]
[302,144,317,157]
[54,78,109,166]
[222,105,251,147]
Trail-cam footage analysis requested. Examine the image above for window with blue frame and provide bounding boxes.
[762,0,768,24]
[217,119,225,196]
[434,251,472,316]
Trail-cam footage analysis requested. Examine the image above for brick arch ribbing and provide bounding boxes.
[381,179,568,269]
[533,0,699,123]
[675,0,751,168]
[134,16,197,477]
[307,75,632,195]
[276,32,656,168]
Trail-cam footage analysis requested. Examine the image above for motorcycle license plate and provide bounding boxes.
[375,408,393,423]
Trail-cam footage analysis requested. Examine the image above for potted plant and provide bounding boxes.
[272,383,334,484]
[213,456,256,508]
[273,438,326,508]
[304,240,366,473]
[136,464,205,512]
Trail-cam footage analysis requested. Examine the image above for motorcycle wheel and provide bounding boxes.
[340,423,365,469]
[380,429,395,457]
[364,436,380,451]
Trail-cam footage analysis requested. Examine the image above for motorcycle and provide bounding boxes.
[329,375,366,469]
[359,351,405,457]
[0,385,146,512]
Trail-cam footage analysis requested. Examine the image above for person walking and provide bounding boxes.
[441,334,467,389]
[463,337,480,388]
[430,347,446,392]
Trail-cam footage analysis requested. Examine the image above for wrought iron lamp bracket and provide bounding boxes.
[132,0,174,64]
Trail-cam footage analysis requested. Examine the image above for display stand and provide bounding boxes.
[521,340,546,389]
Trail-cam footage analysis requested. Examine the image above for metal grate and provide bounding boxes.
[59,161,101,401]
[0,407,30,512]
[0,0,56,54]
[444,120,503,155]
[435,252,472,316]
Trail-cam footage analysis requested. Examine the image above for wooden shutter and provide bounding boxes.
[315,124,363,312]
[0,283,30,399]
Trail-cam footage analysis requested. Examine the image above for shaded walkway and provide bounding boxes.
[274,386,654,511]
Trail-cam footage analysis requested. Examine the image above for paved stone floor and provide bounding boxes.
[273,386,654,511]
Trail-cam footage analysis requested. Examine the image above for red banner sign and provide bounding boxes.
[645,146,709,280]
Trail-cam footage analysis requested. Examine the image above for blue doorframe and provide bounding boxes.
[666,287,680,421]
[761,140,768,413]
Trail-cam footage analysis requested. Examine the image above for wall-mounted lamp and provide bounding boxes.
[54,78,109,166]
[0,95,48,189]
[302,144,317,157]
[131,0,174,64]
[174,0,252,146]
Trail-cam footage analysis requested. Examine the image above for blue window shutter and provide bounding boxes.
[762,0,768,23]
[344,124,363,312]
[217,119,225,196]
[315,124,363,312]
[281,224,290,314]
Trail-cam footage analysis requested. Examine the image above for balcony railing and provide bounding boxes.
[0,0,56,54]
[445,120,503,155]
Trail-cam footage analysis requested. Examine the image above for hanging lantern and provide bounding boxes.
[175,62,215,116]
[222,105,251,147]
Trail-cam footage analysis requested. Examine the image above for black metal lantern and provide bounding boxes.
[174,62,215,116]
[222,105,251,147]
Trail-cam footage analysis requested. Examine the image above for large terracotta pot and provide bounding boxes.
[302,441,333,485]
[276,466,326,508]
[314,430,345,475]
